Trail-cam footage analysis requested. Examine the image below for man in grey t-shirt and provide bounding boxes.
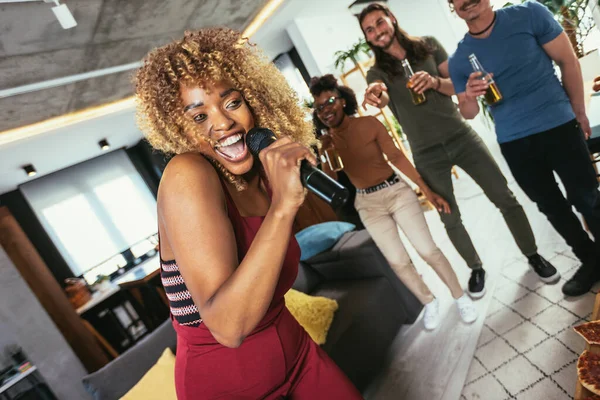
[358,3,560,299]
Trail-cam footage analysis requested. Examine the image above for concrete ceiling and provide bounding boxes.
[0,0,268,132]
[0,0,359,195]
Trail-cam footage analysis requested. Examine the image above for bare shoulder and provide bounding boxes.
[162,152,214,178]
[158,153,224,215]
[355,115,386,130]
[347,116,383,142]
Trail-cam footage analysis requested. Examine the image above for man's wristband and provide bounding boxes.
[435,77,442,90]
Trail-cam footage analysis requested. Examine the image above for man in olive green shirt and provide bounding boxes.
[358,3,560,298]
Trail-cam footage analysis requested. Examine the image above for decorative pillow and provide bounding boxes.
[284,289,338,345]
[295,221,355,261]
[121,348,176,400]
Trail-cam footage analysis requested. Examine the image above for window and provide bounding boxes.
[20,150,158,282]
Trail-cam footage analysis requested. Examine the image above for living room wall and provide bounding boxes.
[0,246,90,399]
[0,322,18,368]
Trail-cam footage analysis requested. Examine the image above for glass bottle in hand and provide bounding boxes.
[320,130,344,172]
[402,59,427,105]
[468,54,502,105]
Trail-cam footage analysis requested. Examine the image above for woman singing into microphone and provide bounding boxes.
[134,29,362,399]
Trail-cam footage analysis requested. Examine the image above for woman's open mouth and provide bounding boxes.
[214,133,248,162]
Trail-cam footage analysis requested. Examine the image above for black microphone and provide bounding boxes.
[246,127,349,209]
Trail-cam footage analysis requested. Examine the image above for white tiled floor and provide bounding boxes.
[477,337,519,371]
[461,250,591,399]
[503,322,548,353]
[463,374,512,400]
[486,307,525,335]
[511,293,552,319]
[516,378,568,400]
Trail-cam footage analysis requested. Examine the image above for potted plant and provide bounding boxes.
[333,38,373,73]
[504,1,600,58]
[93,274,112,292]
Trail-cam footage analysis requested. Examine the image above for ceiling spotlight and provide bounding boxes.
[48,0,77,29]
[1,1,77,30]
[98,139,110,151]
[23,164,37,177]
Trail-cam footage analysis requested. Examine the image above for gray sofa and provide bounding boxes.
[82,229,422,399]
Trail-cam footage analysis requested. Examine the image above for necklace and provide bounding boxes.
[469,12,496,36]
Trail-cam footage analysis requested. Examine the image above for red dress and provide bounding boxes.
[160,179,362,399]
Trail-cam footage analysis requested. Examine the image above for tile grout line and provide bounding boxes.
[463,251,587,398]
[471,354,516,399]
[482,318,572,398]
[489,269,582,397]
[466,257,587,398]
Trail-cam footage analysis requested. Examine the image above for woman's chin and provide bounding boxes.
[219,154,255,177]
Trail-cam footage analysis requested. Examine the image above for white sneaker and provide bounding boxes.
[456,293,478,324]
[423,298,440,331]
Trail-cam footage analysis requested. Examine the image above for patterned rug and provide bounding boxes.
[461,250,596,400]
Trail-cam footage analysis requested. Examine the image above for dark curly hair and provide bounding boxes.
[358,3,433,77]
[309,75,358,134]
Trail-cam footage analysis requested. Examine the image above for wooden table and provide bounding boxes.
[74,256,164,355]
[112,255,161,289]
[75,255,162,315]
[76,285,120,315]
[574,292,600,399]
[112,255,167,307]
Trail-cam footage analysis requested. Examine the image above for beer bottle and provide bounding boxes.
[468,54,502,105]
[319,130,344,172]
[324,146,344,172]
[402,59,427,105]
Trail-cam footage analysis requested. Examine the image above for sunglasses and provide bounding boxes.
[315,96,341,113]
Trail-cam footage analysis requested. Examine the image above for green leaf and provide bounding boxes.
[333,38,371,73]
[478,98,495,128]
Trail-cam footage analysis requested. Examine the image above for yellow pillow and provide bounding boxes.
[120,348,177,400]
[284,289,338,345]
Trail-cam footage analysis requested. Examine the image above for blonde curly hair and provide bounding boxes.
[134,28,317,189]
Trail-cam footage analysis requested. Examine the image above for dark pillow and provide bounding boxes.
[292,262,323,294]
[82,319,176,400]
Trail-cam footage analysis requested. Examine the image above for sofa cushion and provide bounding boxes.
[295,221,355,261]
[305,231,384,282]
[292,262,322,293]
[310,277,405,392]
[83,319,177,400]
[305,229,423,324]
[121,348,176,400]
[284,289,338,345]
[304,229,371,265]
